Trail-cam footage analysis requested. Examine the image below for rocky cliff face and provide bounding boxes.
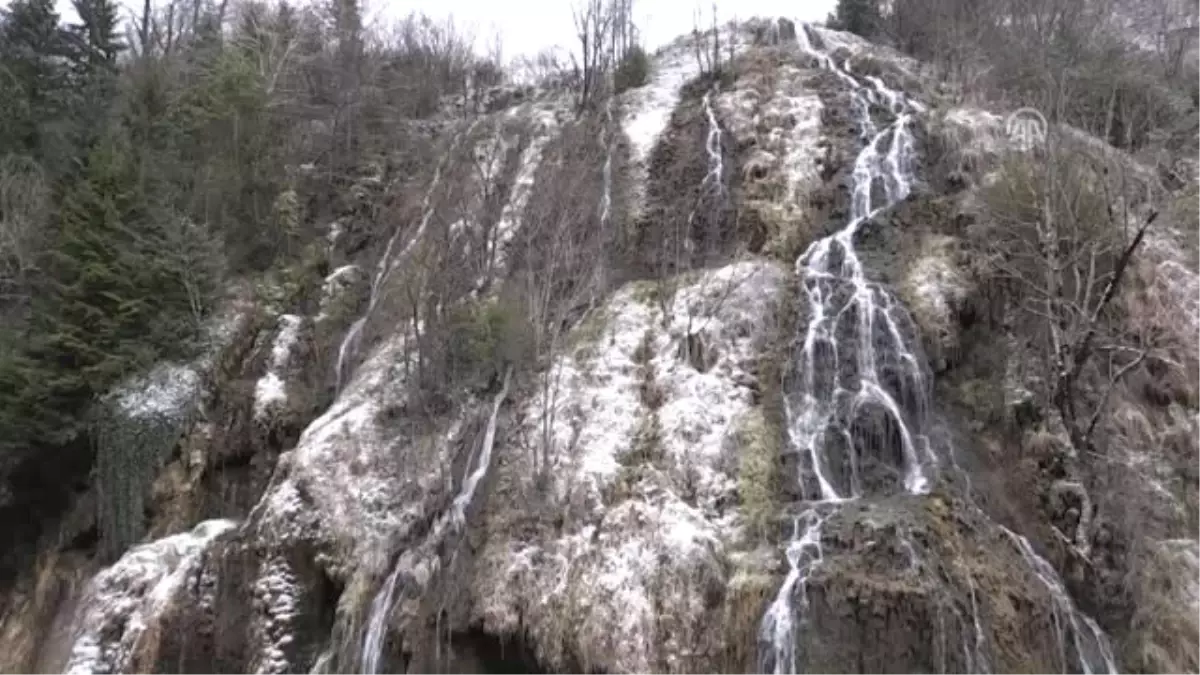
[1,17,1196,675]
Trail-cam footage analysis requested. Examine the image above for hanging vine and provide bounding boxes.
[92,375,201,560]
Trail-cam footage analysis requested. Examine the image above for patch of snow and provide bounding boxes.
[64,520,235,674]
[1139,227,1199,338]
[716,64,824,233]
[252,326,445,565]
[474,259,787,673]
[326,220,344,251]
[1113,224,1198,522]
[253,314,304,422]
[492,103,569,271]
[941,107,1006,157]
[654,261,786,513]
[620,37,703,220]
[114,363,202,423]
[903,235,970,349]
[316,264,365,323]
[773,88,825,199]
[200,288,258,361]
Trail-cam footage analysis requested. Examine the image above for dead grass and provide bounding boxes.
[734,409,780,544]
[716,553,777,671]
[1124,539,1200,674]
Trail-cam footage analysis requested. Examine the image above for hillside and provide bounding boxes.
[0,1,1196,673]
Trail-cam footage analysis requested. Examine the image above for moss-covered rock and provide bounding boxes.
[734,409,781,544]
[792,495,1104,673]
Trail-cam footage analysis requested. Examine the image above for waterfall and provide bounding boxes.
[700,89,726,197]
[1002,528,1118,674]
[759,512,826,674]
[759,44,932,653]
[758,23,1117,675]
[600,97,615,229]
[359,563,402,675]
[356,367,512,673]
[334,122,479,392]
[451,366,513,526]
[786,24,934,506]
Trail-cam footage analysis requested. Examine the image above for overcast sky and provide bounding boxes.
[361,0,837,57]
[5,0,835,59]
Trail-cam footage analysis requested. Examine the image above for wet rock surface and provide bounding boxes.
[2,18,1195,675]
[793,496,1075,673]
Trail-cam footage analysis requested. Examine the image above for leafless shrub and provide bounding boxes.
[505,115,612,472]
[977,136,1161,557]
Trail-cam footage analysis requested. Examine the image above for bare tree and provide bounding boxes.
[572,0,614,111]
[691,2,723,77]
[570,0,641,111]
[980,134,1160,555]
[508,121,609,473]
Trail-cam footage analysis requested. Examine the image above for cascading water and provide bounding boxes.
[600,97,615,229]
[334,122,480,392]
[759,26,934,673]
[451,367,513,526]
[355,368,511,673]
[1002,528,1118,674]
[786,25,935,505]
[685,87,728,261]
[759,23,1117,675]
[359,563,402,675]
[700,89,726,197]
[760,512,826,675]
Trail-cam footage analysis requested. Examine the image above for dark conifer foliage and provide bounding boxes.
[0,0,510,566]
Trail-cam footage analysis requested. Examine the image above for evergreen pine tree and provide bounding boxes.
[0,134,199,451]
[71,0,123,66]
[61,0,125,165]
[0,0,74,173]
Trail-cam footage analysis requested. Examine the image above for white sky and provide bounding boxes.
[361,0,837,57]
[6,0,835,60]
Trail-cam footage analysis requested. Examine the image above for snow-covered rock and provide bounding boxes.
[249,92,575,579]
[316,265,365,324]
[900,234,972,367]
[620,34,704,219]
[718,61,825,253]
[473,259,788,672]
[63,520,236,674]
[253,314,304,423]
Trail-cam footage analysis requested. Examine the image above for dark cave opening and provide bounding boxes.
[442,630,551,674]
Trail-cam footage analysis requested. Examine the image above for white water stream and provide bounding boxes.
[356,364,514,673]
[760,23,931,665]
[700,89,726,198]
[334,121,482,392]
[758,23,1116,675]
[600,97,615,229]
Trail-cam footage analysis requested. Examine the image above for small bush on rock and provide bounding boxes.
[445,294,532,390]
[614,45,650,94]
